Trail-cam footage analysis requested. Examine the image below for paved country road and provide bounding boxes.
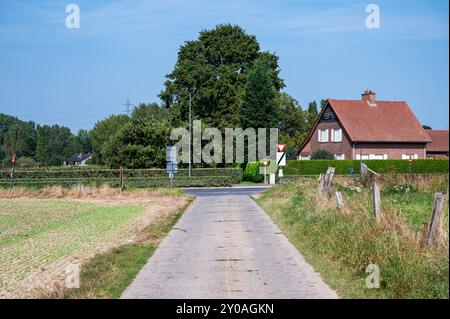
[121,186,338,299]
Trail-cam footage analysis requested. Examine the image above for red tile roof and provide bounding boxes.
[328,99,431,143]
[425,130,449,152]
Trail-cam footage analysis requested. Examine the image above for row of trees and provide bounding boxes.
[90,25,324,168]
[0,113,91,168]
[1,24,325,169]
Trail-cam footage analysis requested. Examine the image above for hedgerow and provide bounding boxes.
[0,168,243,188]
[243,161,264,182]
[284,159,449,175]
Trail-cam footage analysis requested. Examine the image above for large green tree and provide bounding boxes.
[306,101,319,130]
[35,124,76,166]
[277,93,309,159]
[103,115,171,169]
[74,129,93,154]
[2,123,36,158]
[0,113,36,160]
[89,114,130,165]
[239,59,278,129]
[159,24,284,129]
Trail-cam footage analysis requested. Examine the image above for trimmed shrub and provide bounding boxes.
[0,168,243,188]
[311,149,335,160]
[243,161,264,182]
[284,159,449,175]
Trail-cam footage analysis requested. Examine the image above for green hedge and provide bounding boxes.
[243,162,264,183]
[0,168,243,188]
[284,159,449,175]
[0,168,242,179]
[0,176,238,188]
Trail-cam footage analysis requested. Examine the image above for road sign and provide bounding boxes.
[166,162,178,172]
[262,159,269,166]
[278,168,283,177]
[277,144,286,152]
[276,152,286,166]
[166,146,177,163]
[166,146,177,187]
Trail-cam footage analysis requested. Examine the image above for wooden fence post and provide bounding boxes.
[372,182,381,221]
[426,192,447,247]
[324,167,335,197]
[119,167,124,191]
[335,191,344,209]
[361,163,368,184]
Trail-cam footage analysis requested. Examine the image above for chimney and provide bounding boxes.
[362,89,376,105]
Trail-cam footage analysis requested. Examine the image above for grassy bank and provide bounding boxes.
[62,199,192,299]
[256,175,449,298]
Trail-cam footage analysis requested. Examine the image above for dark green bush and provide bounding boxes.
[243,162,264,182]
[284,159,449,175]
[311,149,335,160]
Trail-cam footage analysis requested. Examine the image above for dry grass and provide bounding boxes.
[0,185,183,200]
[0,185,190,299]
[257,176,449,298]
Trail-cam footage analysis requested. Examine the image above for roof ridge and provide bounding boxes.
[329,99,407,103]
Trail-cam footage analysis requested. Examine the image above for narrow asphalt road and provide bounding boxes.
[121,186,337,299]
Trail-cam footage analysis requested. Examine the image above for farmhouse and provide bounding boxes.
[64,153,92,166]
[297,90,432,160]
[425,129,449,159]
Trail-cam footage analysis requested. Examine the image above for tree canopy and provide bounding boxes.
[89,114,130,165]
[1,24,324,169]
[239,59,278,130]
[102,114,171,169]
[159,24,284,129]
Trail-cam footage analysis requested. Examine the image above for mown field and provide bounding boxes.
[256,174,449,298]
[0,186,190,298]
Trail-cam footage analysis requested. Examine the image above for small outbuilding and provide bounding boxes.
[64,153,92,166]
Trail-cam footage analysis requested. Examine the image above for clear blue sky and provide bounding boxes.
[0,0,448,132]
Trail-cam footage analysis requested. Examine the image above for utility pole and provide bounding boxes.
[123,98,133,115]
[188,92,192,177]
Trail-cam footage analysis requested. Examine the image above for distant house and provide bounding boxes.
[64,153,92,166]
[297,90,431,160]
[425,130,449,159]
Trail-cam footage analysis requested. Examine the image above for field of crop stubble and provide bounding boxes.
[0,186,189,298]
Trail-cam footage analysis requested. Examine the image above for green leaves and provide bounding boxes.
[102,115,171,169]
[159,24,284,130]
[239,59,278,130]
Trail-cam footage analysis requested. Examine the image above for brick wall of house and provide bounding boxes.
[353,142,427,159]
[300,121,353,159]
[427,153,449,159]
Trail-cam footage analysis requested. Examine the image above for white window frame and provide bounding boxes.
[318,129,329,143]
[369,154,385,160]
[402,154,418,160]
[356,154,369,160]
[331,129,342,143]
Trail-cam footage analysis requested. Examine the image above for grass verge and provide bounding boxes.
[255,176,449,299]
[62,198,192,299]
